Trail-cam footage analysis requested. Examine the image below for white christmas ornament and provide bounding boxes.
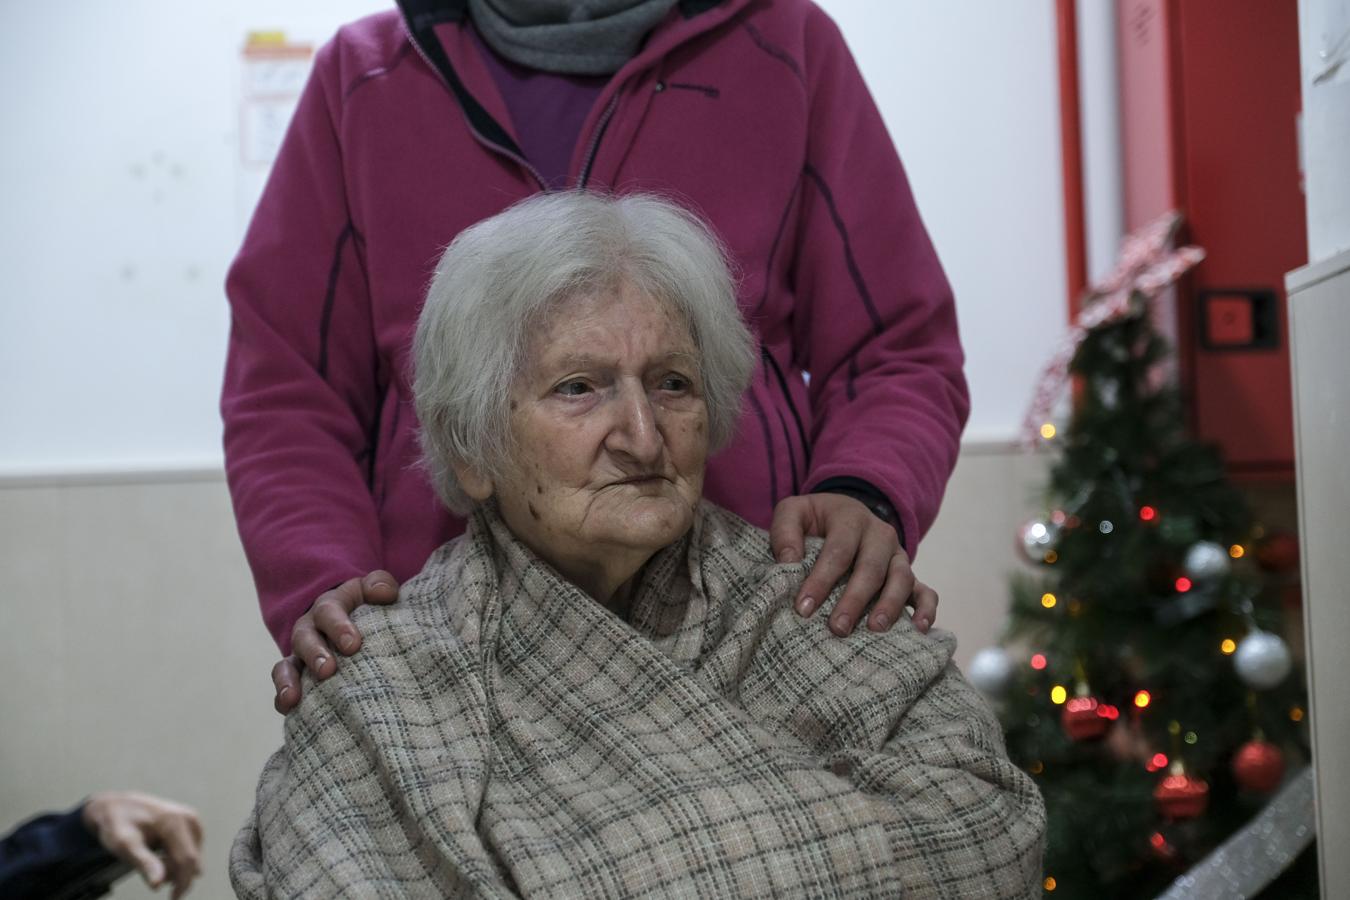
[1184,541,1231,581]
[1234,632,1292,690]
[968,647,1014,696]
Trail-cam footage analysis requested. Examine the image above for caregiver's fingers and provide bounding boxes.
[908,580,940,633]
[290,614,338,683]
[827,524,903,636]
[768,495,813,565]
[793,508,867,622]
[866,551,919,633]
[271,657,303,714]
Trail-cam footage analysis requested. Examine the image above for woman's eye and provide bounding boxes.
[660,375,691,393]
[554,380,592,397]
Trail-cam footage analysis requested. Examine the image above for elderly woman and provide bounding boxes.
[230,193,1044,898]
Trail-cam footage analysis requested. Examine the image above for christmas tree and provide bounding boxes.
[970,214,1316,897]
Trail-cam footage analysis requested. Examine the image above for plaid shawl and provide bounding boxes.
[231,503,1044,898]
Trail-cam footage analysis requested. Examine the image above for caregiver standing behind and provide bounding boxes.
[231,191,1042,899]
[222,0,969,708]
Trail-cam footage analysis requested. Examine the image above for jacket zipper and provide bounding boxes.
[577,94,620,190]
[399,20,549,192]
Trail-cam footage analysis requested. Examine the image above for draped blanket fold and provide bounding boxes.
[231,503,1044,898]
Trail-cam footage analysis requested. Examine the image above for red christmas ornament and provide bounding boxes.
[1255,532,1300,574]
[1061,695,1112,741]
[1232,740,1285,793]
[1154,768,1209,820]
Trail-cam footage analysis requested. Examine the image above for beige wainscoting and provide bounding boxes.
[0,441,1046,898]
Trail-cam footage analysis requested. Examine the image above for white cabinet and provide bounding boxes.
[1287,247,1350,897]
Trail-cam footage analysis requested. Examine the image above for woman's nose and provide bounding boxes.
[606,382,662,463]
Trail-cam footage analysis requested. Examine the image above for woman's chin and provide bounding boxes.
[594,495,695,551]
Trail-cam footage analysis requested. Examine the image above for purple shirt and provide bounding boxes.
[469,27,608,189]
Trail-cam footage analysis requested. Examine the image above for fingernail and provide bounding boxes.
[870,612,889,631]
[778,549,798,564]
[277,686,292,700]
[795,595,815,616]
[915,616,930,633]
[831,614,851,634]
[315,655,328,671]
[339,633,356,653]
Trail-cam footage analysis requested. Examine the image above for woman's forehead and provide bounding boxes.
[530,289,698,363]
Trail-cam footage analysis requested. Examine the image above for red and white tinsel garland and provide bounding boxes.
[1021,211,1206,446]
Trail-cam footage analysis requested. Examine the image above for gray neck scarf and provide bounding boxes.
[467,0,679,75]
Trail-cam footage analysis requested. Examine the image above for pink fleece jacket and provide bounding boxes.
[222,0,969,652]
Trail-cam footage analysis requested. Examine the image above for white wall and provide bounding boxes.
[0,1,1071,473]
[818,1,1068,443]
[1298,0,1350,261]
[0,0,390,476]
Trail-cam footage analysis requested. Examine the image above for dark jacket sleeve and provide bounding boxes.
[0,805,118,899]
[791,7,970,557]
[222,35,386,652]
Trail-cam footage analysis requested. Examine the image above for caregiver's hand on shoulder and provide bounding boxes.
[770,493,937,637]
[271,570,400,714]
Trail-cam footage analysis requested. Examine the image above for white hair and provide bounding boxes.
[413,191,756,514]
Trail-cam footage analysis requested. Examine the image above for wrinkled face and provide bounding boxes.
[481,284,709,585]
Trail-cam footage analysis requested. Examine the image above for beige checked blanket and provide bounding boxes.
[231,503,1044,898]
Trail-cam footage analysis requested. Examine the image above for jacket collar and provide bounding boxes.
[396,0,729,29]
[394,0,748,167]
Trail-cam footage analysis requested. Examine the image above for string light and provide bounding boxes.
[1099,520,1114,534]
[1030,760,1045,774]
[1040,423,1057,440]
[1044,551,1059,564]
[1139,505,1157,522]
[1229,544,1245,559]
[1184,731,1198,745]
[1147,752,1169,771]
[1044,876,1057,892]
[1031,653,1048,671]
[1220,638,1237,655]
[1134,690,1152,708]
[1051,685,1068,705]
[1175,576,1193,593]
[1290,706,1305,722]
[1150,832,1168,850]
[1041,592,1058,609]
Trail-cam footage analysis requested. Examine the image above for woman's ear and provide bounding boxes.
[455,464,494,502]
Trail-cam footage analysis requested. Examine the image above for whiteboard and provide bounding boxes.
[0,0,1070,474]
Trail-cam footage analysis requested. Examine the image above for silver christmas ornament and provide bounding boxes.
[1234,632,1293,690]
[1016,517,1061,564]
[968,647,1014,696]
[1184,541,1231,582]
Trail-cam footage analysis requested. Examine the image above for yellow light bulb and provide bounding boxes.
[1051,685,1067,705]
[1220,638,1236,655]
[1040,423,1057,440]
[1044,876,1057,891]
[1229,544,1245,559]
[1041,592,1058,609]
[1290,706,1305,722]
